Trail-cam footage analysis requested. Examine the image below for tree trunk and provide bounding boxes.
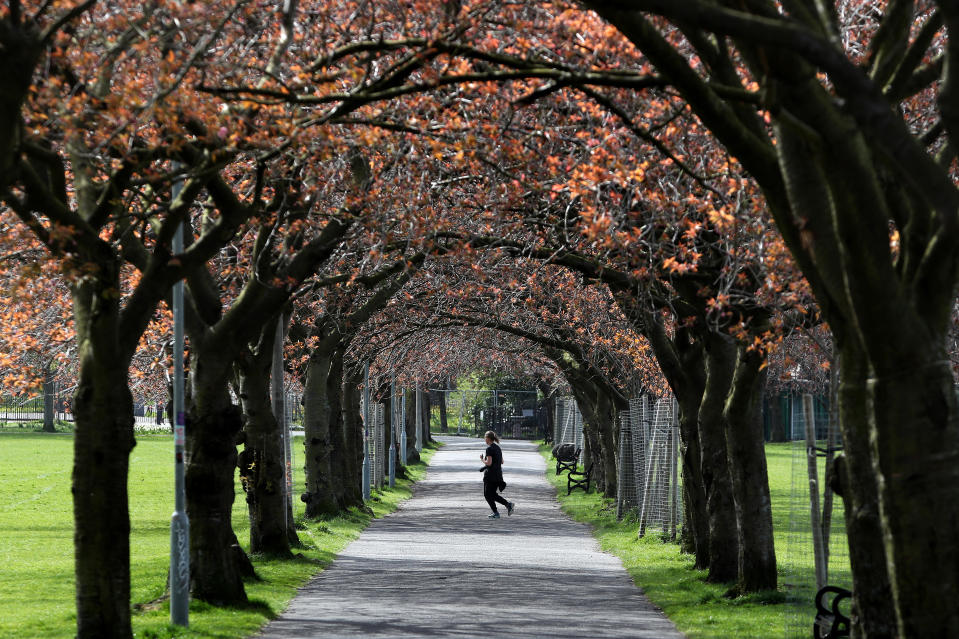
[868,359,959,636]
[698,332,739,583]
[835,340,896,638]
[42,364,56,432]
[593,391,620,498]
[404,385,421,464]
[568,381,619,498]
[723,344,776,592]
[237,339,293,557]
[766,395,788,443]
[676,388,709,568]
[656,334,709,567]
[301,345,339,517]
[70,272,136,639]
[538,382,556,443]
[422,387,433,444]
[337,362,365,508]
[186,357,249,604]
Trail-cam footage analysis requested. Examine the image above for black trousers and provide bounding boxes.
[484,477,510,513]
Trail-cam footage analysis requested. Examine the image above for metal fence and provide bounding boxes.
[432,389,545,439]
[372,403,386,490]
[553,398,584,450]
[616,395,682,539]
[1,387,305,434]
[783,393,850,638]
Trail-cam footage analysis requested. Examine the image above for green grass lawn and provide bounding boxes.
[0,432,436,639]
[541,441,846,639]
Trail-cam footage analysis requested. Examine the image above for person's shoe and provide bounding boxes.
[507,502,515,516]
[488,512,500,519]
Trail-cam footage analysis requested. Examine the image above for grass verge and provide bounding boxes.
[540,442,797,639]
[0,431,438,639]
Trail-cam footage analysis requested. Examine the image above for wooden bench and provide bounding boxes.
[556,447,582,475]
[567,463,594,495]
[814,585,851,639]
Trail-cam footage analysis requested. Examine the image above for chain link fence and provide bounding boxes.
[783,393,850,638]
[615,395,682,539]
[372,403,386,490]
[553,398,584,450]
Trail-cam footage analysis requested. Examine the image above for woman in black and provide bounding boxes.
[481,430,515,519]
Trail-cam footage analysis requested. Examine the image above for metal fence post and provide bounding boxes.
[362,363,371,501]
[670,397,679,541]
[389,377,396,487]
[400,388,408,465]
[415,381,423,452]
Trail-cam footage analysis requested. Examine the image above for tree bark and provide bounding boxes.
[723,344,776,592]
[421,387,433,444]
[71,273,136,639]
[835,340,896,638]
[185,353,249,604]
[566,374,620,498]
[236,323,294,556]
[301,343,340,517]
[766,396,788,443]
[404,385,421,464]
[676,384,709,568]
[698,332,739,583]
[868,360,959,635]
[668,336,710,569]
[337,363,365,508]
[42,363,56,432]
[538,381,556,443]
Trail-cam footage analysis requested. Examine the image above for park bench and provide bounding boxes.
[813,585,851,639]
[567,463,594,495]
[555,446,582,475]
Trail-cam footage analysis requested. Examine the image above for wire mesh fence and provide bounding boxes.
[431,389,546,439]
[619,396,682,539]
[553,398,584,450]
[783,393,850,638]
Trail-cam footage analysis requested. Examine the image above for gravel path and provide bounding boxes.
[257,436,684,639]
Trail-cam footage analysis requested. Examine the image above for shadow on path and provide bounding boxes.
[256,436,684,639]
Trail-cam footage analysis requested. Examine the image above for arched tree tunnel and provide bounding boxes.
[0,1,955,637]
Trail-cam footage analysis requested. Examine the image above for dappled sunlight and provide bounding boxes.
[259,436,681,639]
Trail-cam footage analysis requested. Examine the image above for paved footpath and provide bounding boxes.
[257,436,684,639]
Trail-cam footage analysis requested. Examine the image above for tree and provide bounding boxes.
[565,3,955,634]
[0,3,289,633]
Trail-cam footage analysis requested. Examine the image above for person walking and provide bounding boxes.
[480,430,515,519]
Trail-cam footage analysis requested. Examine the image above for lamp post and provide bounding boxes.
[170,176,189,627]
